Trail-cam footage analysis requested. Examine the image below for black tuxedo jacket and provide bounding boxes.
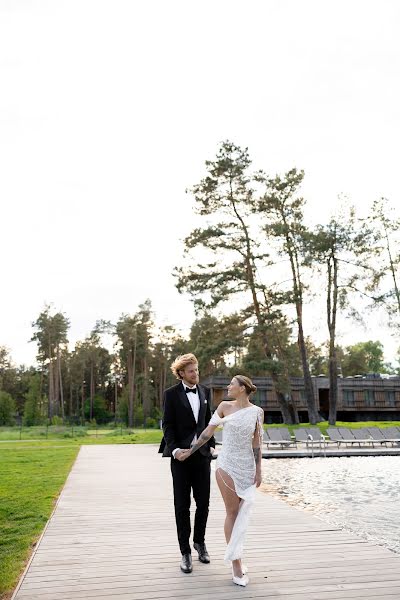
[158,381,215,458]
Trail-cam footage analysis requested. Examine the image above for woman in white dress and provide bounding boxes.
[180,375,264,587]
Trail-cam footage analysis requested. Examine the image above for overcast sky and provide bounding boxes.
[1,0,400,366]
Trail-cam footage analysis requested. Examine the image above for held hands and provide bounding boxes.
[176,449,191,461]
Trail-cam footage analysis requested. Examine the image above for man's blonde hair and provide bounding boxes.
[171,353,198,379]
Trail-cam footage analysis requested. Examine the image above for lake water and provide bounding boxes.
[261,455,400,554]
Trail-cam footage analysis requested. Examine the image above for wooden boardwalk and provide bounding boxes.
[12,444,400,600]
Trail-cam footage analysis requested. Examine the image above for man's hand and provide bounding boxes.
[175,450,186,461]
[177,449,191,461]
[254,472,262,488]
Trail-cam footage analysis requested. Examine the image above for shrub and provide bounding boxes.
[84,396,113,424]
[151,406,162,421]
[0,391,16,425]
[23,375,45,426]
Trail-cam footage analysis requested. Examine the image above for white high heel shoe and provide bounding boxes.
[231,565,249,587]
[232,573,249,587]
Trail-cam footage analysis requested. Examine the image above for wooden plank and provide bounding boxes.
[12,444,400,600]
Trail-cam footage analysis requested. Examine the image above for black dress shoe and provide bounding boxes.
[193,542,210,563]
[180,553,193,573]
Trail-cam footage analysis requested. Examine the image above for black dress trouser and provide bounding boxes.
[170,452,211,555]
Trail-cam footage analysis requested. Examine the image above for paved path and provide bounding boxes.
[12,444,400,599]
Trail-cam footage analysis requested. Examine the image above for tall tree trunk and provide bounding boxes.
[81,377,85,424]
[90,361,95,421]
[297,309,320,423]
[53,350,59,417]
[69,379,73,419]
[143,336,150,418]
[328,255,339,425]
[48,361,54,419]
[47,338,54,419]
[57,346,64,420]
[114,377,118,419]
[127,332,137,428]
[284,224,321,424]
[127,352,133,428]
[39,369,45,419]
[163,363,167,403]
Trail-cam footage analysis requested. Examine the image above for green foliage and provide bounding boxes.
[150,405,162,421]
[84,395,113,424]
[189,313,245,376]
[117,388,145,426]
[117,387,129,425]
[51,415,64,426]
[31,305,69,363]
[368,197,400,326]
[175,141,270,311]
[23,374,44,426]
[341,340,386,376]
[133,404,144,426]
[0,391,15,426]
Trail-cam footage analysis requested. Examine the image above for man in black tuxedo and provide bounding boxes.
[159,353,215,574]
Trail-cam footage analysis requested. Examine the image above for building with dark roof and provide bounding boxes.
[201,374,400,422]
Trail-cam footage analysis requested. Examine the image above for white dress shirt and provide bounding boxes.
[172,383,200,459]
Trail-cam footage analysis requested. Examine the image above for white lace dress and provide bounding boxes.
[209,404,264,561]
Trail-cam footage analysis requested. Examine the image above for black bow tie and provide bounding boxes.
[185,387,197,394]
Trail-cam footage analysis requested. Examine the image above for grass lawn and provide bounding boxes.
[0,426,164,442]
[0,445,79,600]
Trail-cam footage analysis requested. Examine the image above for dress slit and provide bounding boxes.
[216,466,238,496]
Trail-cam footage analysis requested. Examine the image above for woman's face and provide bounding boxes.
[227,377,244,399]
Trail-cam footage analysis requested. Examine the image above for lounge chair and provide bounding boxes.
[266,428,296,448]
[279,427,297,447]
[262,429,283,449]
[295,427,325,450]
[350,428,375,447]
[327,427,343,447]
[380,427,400,446]
[306,427,327,449]
[263,430,271,445]
[366,427,389,446]
[294,428,309,444]
[326,427,359,447]
[337,427,362,446]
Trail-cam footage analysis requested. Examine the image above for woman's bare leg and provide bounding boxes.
[216,468,243,578]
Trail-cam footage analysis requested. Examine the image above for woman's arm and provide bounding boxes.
[253,408,264,487]
[179,402,226,460]
[187,423,218,456]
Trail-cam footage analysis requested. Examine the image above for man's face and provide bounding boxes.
[180,363,199,386]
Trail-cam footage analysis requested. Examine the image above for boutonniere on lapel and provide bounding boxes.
[204,399,207,404]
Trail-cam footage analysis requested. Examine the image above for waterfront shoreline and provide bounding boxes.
[261,455,400,556]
